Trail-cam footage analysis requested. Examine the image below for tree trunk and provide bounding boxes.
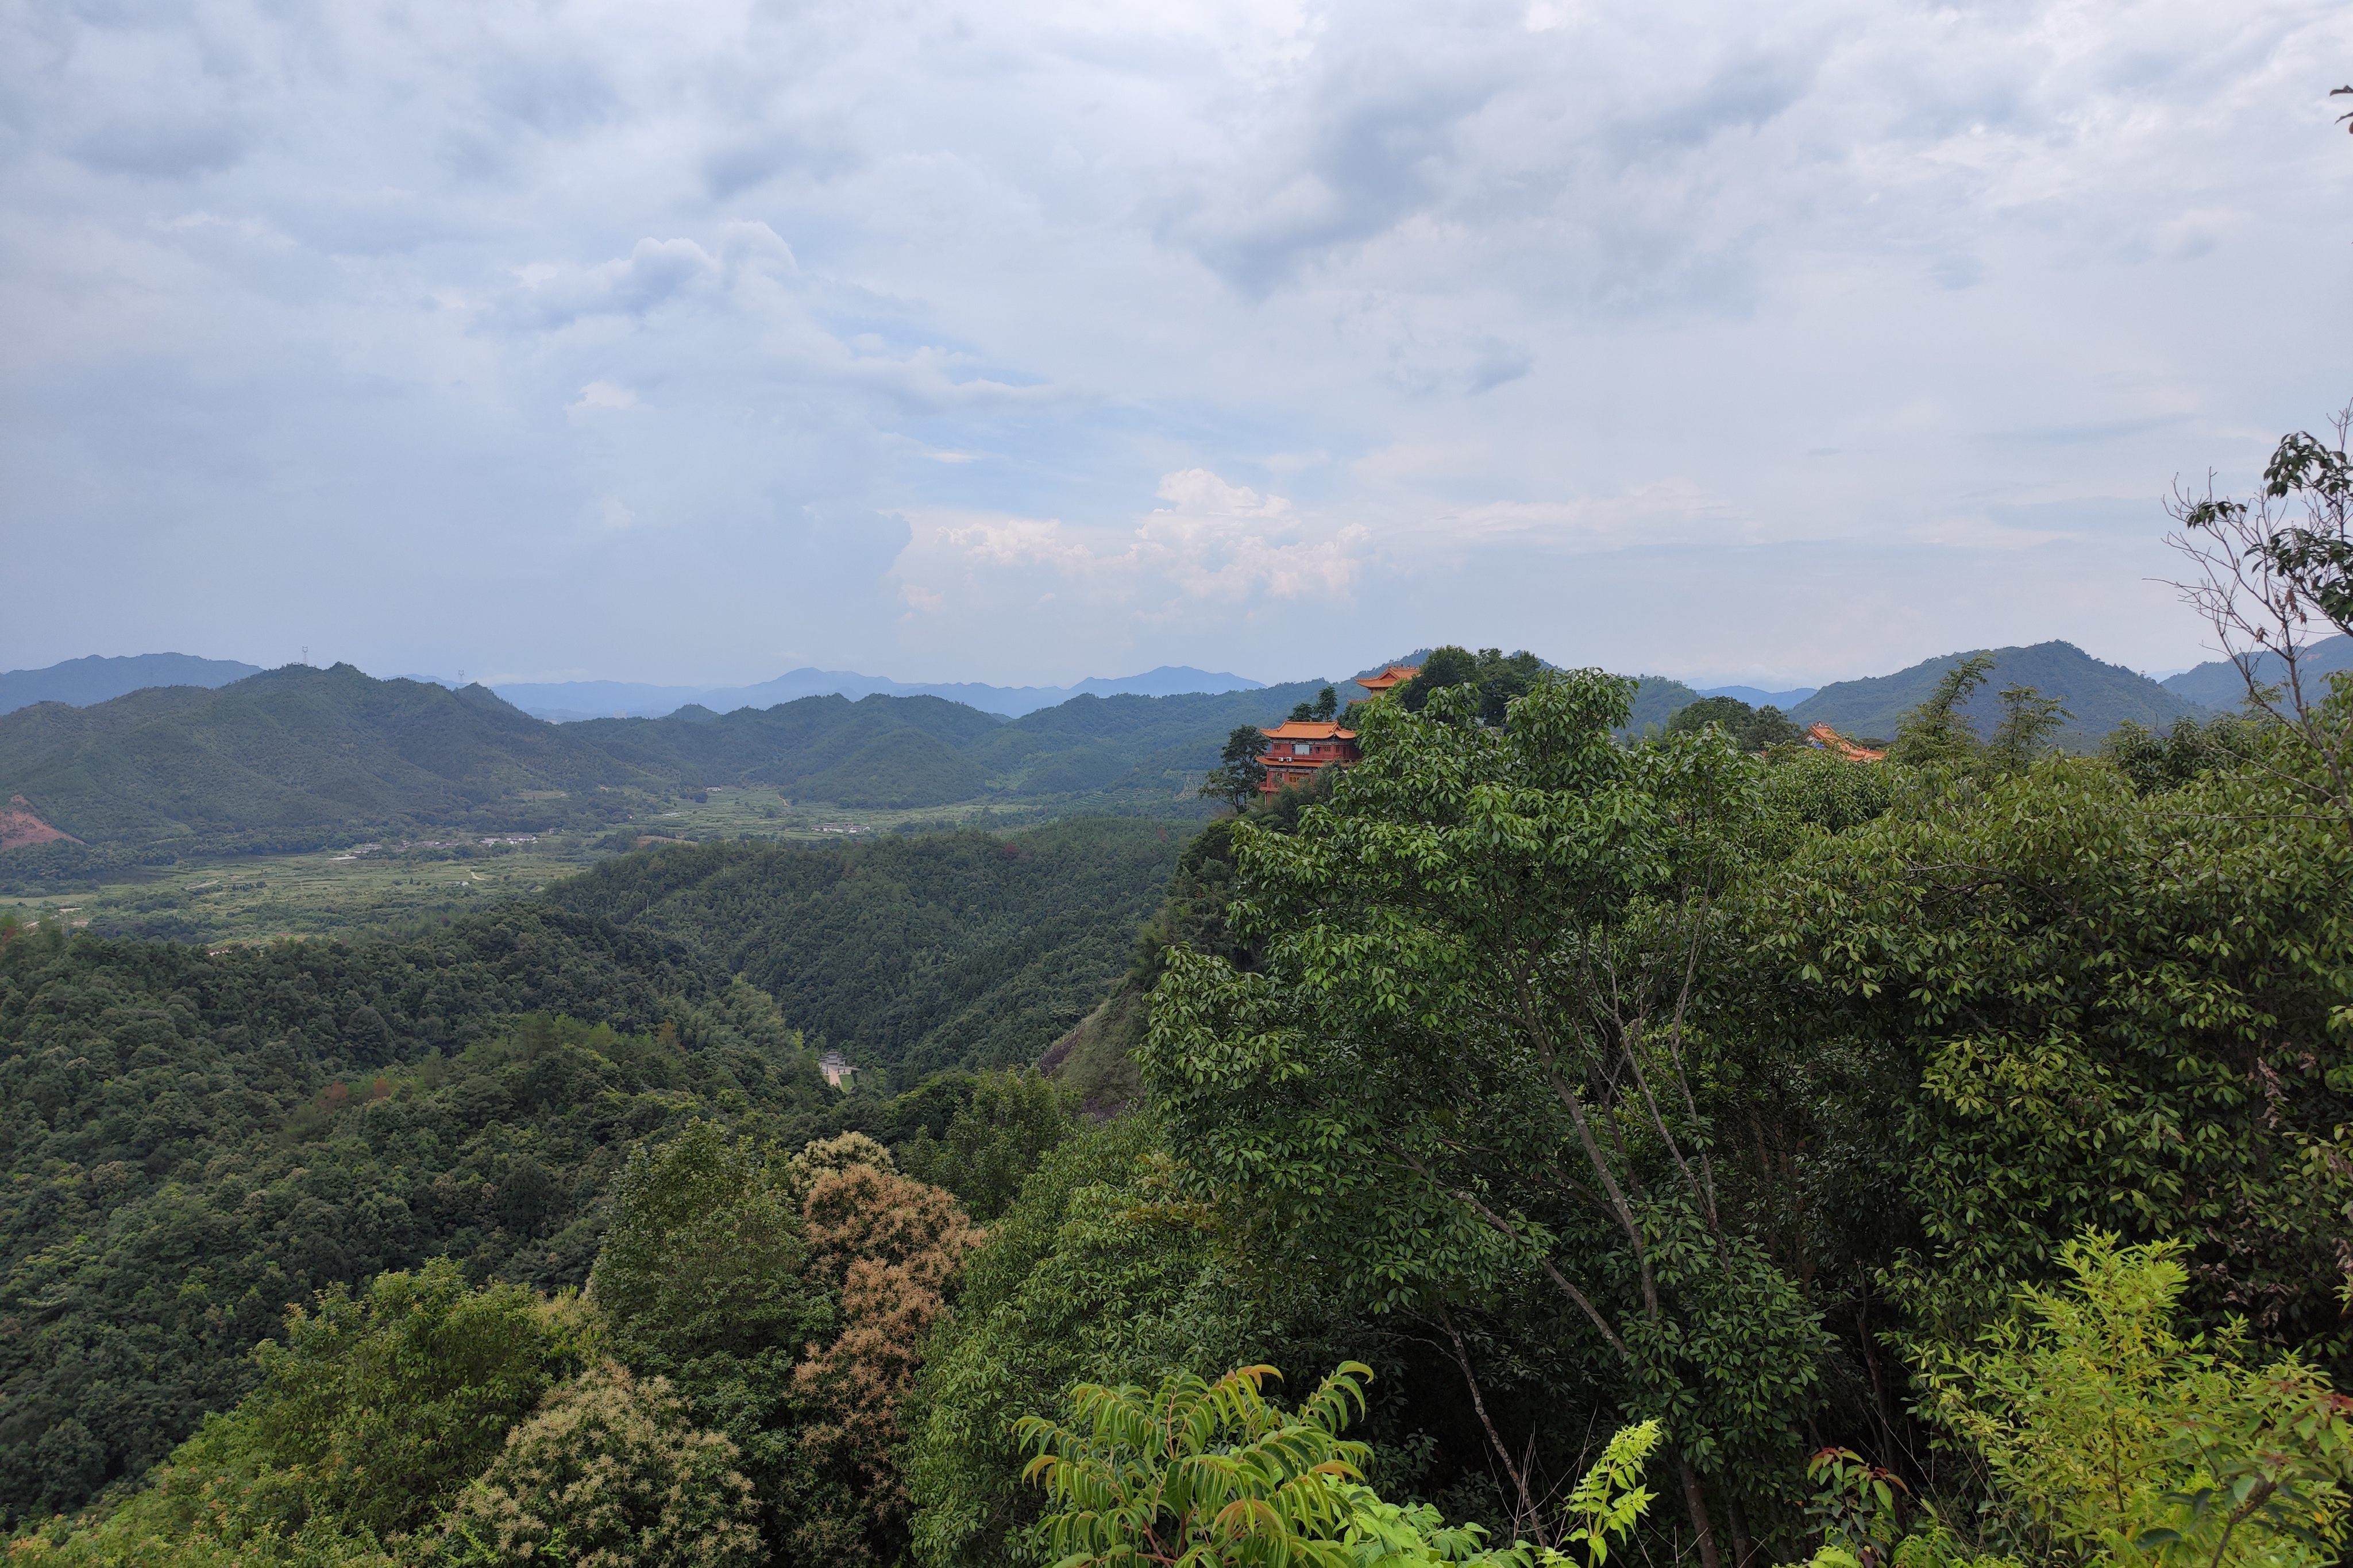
[1680,1455,1721,1568]
[1725,1490,1753,1568]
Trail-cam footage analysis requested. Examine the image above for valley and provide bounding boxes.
[0,788,1044,944]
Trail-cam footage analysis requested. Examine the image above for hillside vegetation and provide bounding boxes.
[543,818,1187,1083]
[0,905,836,1519]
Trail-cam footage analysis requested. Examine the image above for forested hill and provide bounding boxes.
[542,818,1187,1083]
[1788,639,2205,743]
[0,665,1340,852]
[0,665,669,847]
[0,905,835,1517]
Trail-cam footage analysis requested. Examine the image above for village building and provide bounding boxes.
[819,1050,857,1090]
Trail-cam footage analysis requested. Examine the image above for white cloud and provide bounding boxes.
[1,0,2348,686]
[895,469,1372,621]
[568,380,638,414]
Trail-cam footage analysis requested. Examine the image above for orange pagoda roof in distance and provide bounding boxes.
[1806,723,1887,763]
[1262,720,1358,741]
[1355,664,1421,695]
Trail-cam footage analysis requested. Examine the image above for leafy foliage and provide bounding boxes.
[1143,673,1830,1562]
[1391,647,1550,725]
[903,1068,1077,1222]
[1016,1361,1661,1568]
[10,1260,592,1565]
[1667,696,1804,753]
[1201,728,1273,812]
[435,1361,763,1568]
[1924,1234,2353,1568]
[1749,721,2353,1368]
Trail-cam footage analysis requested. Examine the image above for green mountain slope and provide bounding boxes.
[1625,675,1706,731]
[2161,633,2353,709]
[565,693,1002,808]
[967,682,1334,801]
[1789,640,2207,744]
[0,665,667,846]
[542,818,1186,1082]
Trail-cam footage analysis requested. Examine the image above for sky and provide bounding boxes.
[2,0,2349,691]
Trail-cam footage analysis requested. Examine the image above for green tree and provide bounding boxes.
[588,1121,830,1542]
[1290,686,1342,723]
[904,1068,1077,1222]
[17,1262,592,1563]
[436,1361,763,1568]
[907,1117,1279,1568]
[1394,648,1550,725]
[1668,696,1804,754]
[1923,1233,2353,1568]
[1887,656,1995,768]
[1144,673,1829,1567]
[1748,722,2353,1370]
[1202,727,1273,811]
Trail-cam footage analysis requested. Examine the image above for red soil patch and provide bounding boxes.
[0,796,78,852]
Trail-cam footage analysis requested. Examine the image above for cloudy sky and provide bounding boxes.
[3,0,2348,690]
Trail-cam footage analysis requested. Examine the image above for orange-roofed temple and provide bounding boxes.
[1356,663,1421,694]
[1259,720,1359,794]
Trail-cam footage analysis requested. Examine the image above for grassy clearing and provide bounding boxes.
[0,787,1048,945]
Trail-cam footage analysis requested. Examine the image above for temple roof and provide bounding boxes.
[1261,720,1358,741]
[1356,664,1421,693]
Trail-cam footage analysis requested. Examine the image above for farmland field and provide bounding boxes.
[0,786,1047,944]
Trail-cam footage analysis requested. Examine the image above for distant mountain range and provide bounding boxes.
[0,664,1343,854]
[1700,685,1818,708]
[1785,640,2205,744]
[493,665,1266,720]
[2158,634,2353,710]
[0,654,263,716]
[0,634,2304,863]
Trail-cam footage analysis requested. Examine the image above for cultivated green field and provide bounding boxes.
[0,786,1046,944]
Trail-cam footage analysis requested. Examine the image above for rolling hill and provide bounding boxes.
[0,665,669,847]
[0,653,263,716]
[0,665,1345,853]
[1789,640,2208,744]
[2161,634,2353,710]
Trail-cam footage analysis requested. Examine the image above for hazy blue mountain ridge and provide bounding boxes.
[1790,640,2207,744]
[2161,634,2353,710]
[0,654,263,716]
[496,663,1267,720]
